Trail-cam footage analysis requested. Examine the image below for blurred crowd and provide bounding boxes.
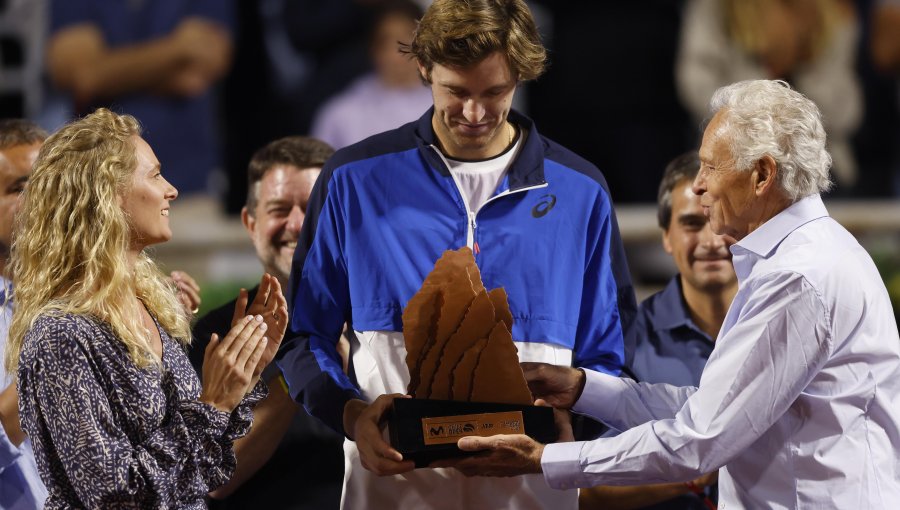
[1,0,899,211]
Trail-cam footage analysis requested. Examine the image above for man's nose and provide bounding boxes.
[700,223,726,249]
[462,99,485,123]
[691,171,706,195]
[286,205,304,234]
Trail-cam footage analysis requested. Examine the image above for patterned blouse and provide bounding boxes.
[17,313,267,509]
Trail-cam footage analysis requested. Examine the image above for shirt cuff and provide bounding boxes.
[572,369,626,420]
[541,441,587,490]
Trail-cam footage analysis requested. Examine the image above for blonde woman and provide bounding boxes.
[5,108,288,509]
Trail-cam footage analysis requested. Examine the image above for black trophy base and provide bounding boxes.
[389,398,557,468]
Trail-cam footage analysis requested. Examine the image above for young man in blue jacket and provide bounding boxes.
[276,0,636,507]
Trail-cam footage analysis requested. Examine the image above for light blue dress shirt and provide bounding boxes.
[543,195,900,509]
[1,277,47,509]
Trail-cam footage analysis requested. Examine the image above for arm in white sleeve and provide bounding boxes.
[572,370,697,431]
[543,272,831,489]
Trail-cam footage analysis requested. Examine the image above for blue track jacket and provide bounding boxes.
[277,108,637,435]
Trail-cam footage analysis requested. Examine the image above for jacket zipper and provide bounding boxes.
[430,145,548,253]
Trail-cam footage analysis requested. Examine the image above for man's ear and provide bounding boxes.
[241,206,255,236]
[752,155,779,196]
[661,228,673,255]
[416,60,430,84]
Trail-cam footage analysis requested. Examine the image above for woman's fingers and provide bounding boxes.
[251,274,273,310]
[204,333,219,367]
[247,333,269,377]
[235,319,268,370]
[231,288,249,327]
[171,271,201,313]
[220,314,259,354]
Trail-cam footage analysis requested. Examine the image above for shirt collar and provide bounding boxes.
[414,107,546,190]
[649,276,712,343]
[731,194,829,279]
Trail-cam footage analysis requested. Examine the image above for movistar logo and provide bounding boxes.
[531,194,557,218]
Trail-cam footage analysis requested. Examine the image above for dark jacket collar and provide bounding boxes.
[413,107,547,190]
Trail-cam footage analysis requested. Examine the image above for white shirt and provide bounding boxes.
[446,130,523,215]
[542,194,900,509]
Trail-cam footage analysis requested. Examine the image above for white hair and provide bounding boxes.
[709,80,832,201]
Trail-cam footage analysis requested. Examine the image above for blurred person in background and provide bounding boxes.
[580,152,735,510]
[525,0,692,203]
[872,0,900,195]
[873,0,900,72]
[311,0,432,149]
[221,0,374,213]
[45,0,233,196]
[677,0,862,190]
[190,136,344,510]
[0,119,47,510]
[6,108,285,508]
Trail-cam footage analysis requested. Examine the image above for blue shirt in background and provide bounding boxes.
[628,276,713,387]
[624,275,716,510]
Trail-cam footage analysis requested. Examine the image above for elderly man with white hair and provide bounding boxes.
[444,80,900,509]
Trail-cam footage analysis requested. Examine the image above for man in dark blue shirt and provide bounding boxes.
[580,152,737,510]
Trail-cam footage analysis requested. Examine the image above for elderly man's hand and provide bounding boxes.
[434,434,545,477]
[521,362,586,410]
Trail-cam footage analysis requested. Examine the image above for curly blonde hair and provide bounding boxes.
[5,108,190,373]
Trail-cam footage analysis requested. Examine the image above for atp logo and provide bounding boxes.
[531,194,557,218]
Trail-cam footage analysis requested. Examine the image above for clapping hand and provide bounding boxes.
[200,314,269,412]
[170,270,201,317]
[231,273,288,378]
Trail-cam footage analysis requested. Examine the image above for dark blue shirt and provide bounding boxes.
[625,275,716,510]
[629,276,713,387]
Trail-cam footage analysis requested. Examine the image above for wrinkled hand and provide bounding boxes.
[231,274,288,378]
[170,270,201,316]
[432,399,567,477]
[200,314,268,413]
[344,395,415,476]
[521,362,586,410]
[434,434,544,477]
